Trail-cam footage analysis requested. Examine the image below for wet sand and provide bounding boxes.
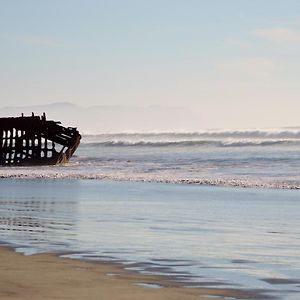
[0,247,255,300]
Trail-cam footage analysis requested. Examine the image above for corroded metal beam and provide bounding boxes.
[0,113,81,166]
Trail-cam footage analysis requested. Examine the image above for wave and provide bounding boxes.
[83,129,300,140]
[81,129,300,148]
[81,139,298,148]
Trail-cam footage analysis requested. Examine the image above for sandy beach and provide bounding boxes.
[0,246,258,300]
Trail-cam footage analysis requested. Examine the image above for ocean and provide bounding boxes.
[1,129,300,189]
[0,129,299,299]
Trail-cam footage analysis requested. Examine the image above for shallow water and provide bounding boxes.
[0,179,299,299]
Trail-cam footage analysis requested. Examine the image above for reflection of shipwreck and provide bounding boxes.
[0,113,81,166]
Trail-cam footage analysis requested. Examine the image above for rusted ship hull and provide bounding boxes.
[0,113,81,166]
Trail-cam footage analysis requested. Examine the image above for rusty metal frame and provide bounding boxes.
[0,113,81,166]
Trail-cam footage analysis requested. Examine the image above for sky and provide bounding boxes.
[0,0,300,129]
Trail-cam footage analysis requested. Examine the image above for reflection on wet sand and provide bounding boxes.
[0,179,299,300]
[0,198,78,249]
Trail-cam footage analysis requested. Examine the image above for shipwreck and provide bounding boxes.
[0,113,81,166]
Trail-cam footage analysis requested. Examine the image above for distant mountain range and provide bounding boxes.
[0,102,201,133]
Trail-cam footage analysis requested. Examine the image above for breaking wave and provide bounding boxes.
[81,139,299,148]
[81,129,300,148]
[83,129,300,139]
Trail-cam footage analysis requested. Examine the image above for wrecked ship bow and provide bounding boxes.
[0,113,81,166]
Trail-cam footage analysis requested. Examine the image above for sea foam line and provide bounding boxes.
[0,171,299,190]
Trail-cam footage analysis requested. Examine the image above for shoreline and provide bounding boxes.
[0,246,258,300]
[0,173,299,190]
[0,178,298,300]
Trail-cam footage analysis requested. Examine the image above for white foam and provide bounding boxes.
[0,168,299,189]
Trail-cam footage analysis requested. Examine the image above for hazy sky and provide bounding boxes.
[1,0,300,128]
